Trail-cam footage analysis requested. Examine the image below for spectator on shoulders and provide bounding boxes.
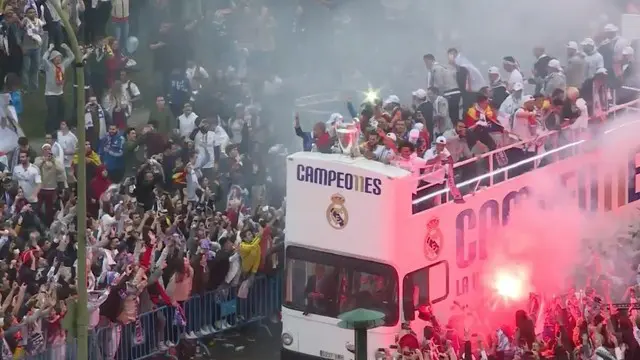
[42,43,75,134]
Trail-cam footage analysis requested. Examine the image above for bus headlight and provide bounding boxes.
[282,332,294,346]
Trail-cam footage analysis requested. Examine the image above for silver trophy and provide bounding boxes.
[335,121,361,157]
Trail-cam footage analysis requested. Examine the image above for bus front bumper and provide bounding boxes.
[281,347,327,360]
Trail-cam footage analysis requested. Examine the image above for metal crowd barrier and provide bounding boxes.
[3,274,283,360]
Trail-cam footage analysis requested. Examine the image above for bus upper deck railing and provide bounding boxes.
[412,97,640,209]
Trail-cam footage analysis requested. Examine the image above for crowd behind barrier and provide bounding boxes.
[0,273,283,360]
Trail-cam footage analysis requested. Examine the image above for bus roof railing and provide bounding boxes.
[412,97,640,208]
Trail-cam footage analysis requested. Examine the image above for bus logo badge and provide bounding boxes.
[326,193,349,230]
[424,217,443,260]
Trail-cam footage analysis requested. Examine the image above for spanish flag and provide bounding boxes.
[172,169,187,185]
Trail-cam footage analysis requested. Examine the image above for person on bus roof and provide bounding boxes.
[293,113,332,153]
[463,94,499,151]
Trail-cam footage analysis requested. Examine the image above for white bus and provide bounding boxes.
[280,108,640,360]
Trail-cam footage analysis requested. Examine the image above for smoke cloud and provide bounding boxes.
[451,113,640,330]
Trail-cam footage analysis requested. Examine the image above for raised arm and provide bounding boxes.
[42,43,54,65]
[60,43,76,68]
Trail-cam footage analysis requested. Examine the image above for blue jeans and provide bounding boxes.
[113,20,129,53]
[48,21,63,51]
[39,31,49,70]
[22,48,40,90]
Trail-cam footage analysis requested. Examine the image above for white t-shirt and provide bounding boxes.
[186,66,209,89]
[422,147,451,183]
[423,147,451,164]
[377,147,395,164]
[194,130,217,169]
[512,108,538,142]
[122,80,140,104]
[570,98,589,130]
[13,163,42,203]
[57,130,78,168]
[186,169,200,202]
[392,153,427,173]
[507,69,524,91]
[229,118,245,144]
[51,142,65,167]
[178,112,198,138]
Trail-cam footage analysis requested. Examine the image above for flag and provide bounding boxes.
[172,169,187,185]
[447,161,463,203]
[534,297,546,336]
[1,337,12,360]
[173,304,187,327]
[132,318,144,345]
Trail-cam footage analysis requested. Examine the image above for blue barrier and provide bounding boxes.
[2,273,283,360]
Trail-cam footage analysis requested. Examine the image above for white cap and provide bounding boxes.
[581,38,595,46]
[604,23,619,32]
[328,113,344,125]
[413,123,424,131]
[488,66,500,75]
[566,41,578,50]
[408,129,420,141]
[412,89,427,99]
[435,136,447,145]
[547,59,561,69]
[522,95,535,103]
[512,82,524,91]
[383,95,400,105]
[386,133,397,142]
[595,67,608,75]
[623,46,635,56]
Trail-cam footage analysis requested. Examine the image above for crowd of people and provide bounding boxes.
[0,0,637,359]
[294,23,640,207]
[0,0,298,358]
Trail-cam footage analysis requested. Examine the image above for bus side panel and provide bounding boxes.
[403,147,640,321]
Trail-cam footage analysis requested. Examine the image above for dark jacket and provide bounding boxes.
[491,84,509,109]
[294,126,332,153]
[208,250,231,290]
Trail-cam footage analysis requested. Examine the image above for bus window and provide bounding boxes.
[402,261,450,320]
[284,245,399,326]
[338,270,398,321]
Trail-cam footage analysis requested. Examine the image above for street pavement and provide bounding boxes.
[198,322,281,360]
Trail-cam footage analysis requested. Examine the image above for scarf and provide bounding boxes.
[172,168,187,185]
[595,346,617,360]
[85,104,106,135]
[54,64,64,86]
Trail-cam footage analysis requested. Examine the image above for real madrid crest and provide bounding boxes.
[424,217,443,261]
[326,193,349,230]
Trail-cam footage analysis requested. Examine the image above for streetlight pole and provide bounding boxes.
[47,2,88,360]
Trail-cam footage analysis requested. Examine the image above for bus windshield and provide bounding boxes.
[284,246,399,326]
